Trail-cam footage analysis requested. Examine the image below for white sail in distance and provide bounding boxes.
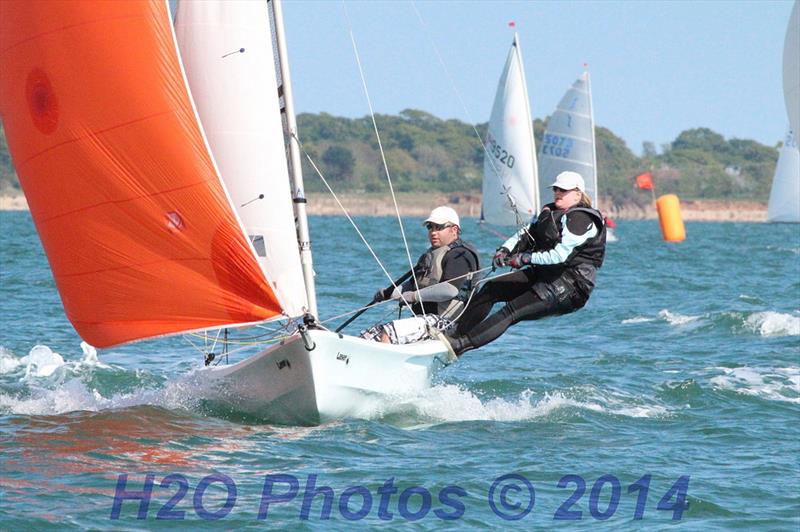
[482,33,539,226]
[175,0,308,317]
[538,71,598,207]
[784,1,799,137]
[767,127,800,223]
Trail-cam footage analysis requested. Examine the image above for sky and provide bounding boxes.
[279,0,796,155]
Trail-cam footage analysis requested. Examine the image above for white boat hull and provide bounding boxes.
[199,329,449,425]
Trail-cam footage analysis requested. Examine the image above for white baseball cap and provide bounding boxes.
[550,171,586,192]
[424,206,460,227]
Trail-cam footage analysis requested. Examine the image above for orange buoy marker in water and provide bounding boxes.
[656,194,686,242]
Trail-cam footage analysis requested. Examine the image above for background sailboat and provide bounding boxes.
[538,71,598,206]
[537,70,616,240]
[767,127,800,223]
[481,33,538,227]
[769,0,800,224]
[0,0,449,425]
[783,0,799,137]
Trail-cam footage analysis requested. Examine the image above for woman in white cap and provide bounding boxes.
[364,206,480,345]
[443,171,606,357]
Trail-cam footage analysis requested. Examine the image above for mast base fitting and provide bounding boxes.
[298,317,316,351]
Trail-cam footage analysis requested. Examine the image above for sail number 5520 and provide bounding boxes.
[485,134,515,169]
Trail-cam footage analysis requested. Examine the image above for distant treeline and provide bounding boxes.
[1,110,780,205]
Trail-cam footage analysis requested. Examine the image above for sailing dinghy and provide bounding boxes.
[0,0,450,425]
[538,70,616,240]
[481,33,539,227]
[767,127,800,223]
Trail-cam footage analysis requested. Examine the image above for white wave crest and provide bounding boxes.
[621,316,654,324]
[0,344,108,380]
[0,375,193,417]
[658,309,701,325]
[744,311,800,337]
[709,366,800,404]
[0,345,65,378]
[377,384,670,423]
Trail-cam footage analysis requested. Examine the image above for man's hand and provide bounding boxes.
[508,252,532,269]
[492,247,511,268]
[373,287,390,302]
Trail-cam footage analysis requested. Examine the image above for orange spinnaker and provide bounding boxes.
[0,1,283,347]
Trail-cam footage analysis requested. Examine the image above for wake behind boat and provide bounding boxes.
[0,0,450,425]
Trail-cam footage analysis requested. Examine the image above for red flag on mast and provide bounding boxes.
[635,171,654,190]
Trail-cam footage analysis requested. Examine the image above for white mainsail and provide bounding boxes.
[784,1,799,137]
[767,128,800,223]
[175,0,308,317]
[482,33,539,226]
[538,71,598,207]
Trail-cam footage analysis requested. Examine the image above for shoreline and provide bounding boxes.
[0,193,768,222]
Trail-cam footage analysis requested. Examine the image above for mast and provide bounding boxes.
[585,69,599,207]
[269,0,318,318]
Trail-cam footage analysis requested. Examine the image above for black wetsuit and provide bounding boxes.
[451,204,605,354]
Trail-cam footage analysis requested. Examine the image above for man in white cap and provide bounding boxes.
[441,171,607,357]
[364,205,480,345]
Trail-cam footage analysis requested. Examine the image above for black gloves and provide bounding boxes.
[492,247,511,268]
[508,252,532,269]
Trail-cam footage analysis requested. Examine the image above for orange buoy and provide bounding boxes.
[656,194,686,242]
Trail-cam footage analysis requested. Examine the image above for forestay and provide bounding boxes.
[538,72,599,206]
[0,1,282,347]
[482,33,538,226]
[175,0,308,317]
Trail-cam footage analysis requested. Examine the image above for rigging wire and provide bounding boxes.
[341,1,425,309]
[409,1,532,232]
[318,265,494,325]
[294,135,417,315]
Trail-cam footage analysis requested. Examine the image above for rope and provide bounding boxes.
[342,1,423,311]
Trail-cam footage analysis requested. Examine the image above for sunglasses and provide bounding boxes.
[552,186,580,193]
[425,222,453,231]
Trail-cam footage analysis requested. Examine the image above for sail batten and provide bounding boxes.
[0,0,285,347]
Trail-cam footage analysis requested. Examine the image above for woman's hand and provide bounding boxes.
[508,253,532,269]
[492,247,511,268]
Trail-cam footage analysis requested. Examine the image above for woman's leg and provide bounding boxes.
[452,278,578,355]
[454,270,533,335]
[462,289,551,350]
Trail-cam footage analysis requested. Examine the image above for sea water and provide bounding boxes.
[1,211,798,529]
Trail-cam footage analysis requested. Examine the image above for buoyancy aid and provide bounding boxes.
[528,204,606,268]
[411,238,480,317]
[510,204,606,301]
